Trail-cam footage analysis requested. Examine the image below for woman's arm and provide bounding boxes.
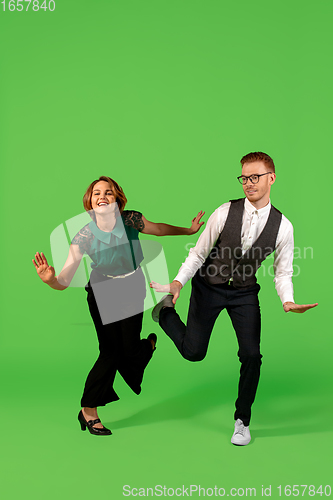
[141,211,205,236]
[32,245,84,290]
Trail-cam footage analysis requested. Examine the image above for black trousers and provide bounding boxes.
[81,268,154,408]
[160,272,262,426]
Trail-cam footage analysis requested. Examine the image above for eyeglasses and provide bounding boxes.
[237,172,272,185]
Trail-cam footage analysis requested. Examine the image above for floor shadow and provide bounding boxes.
[252,422,326,440]
[109,381,232,430]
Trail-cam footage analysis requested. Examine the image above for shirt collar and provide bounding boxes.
[244,197,271,218]
[89,215,125,244]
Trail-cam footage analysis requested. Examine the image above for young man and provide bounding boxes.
[150,152,318,446]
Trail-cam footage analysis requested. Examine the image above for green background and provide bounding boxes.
[1,0,331,498]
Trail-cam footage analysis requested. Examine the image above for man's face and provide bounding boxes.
[241,161,276,205]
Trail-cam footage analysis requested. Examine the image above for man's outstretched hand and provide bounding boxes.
[150,280,183,305]
[283,302,318,313]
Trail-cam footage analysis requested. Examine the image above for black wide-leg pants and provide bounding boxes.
[81,268,154,408]
[159,272,262,425]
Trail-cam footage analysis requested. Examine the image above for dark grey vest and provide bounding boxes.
[199,198,283,288]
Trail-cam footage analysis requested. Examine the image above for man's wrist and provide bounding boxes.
[172,280,183,289]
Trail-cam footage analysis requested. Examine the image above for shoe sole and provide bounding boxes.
[231,437,251,446]
[152,295,173,322]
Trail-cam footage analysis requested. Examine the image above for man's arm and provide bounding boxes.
[273,218,295,304]
[173,204,230,287]
[273,218,318,313]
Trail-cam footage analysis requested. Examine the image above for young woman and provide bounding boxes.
[32,176,204,436]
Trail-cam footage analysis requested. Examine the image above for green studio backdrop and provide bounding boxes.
[0,0,332,499]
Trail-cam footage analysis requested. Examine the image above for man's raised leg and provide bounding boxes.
[155,273,224,362]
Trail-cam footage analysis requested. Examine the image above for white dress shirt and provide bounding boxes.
[175,198,294,305]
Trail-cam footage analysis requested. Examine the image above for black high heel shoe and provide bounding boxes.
[147,333,157,351]
[78,410,112,436]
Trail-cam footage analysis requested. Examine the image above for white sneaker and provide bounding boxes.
[152,295,174,322]
[231,419,251,446]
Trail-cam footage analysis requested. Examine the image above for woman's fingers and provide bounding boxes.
[34,252,44,266]
[33,252,49,271]
[192,211,205,226]
[40,252,49,266]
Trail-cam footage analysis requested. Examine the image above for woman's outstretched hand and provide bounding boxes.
[189,211,205,235]
[32,252,56,284]
[150,280,183,305]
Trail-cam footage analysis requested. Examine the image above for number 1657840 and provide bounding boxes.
[1,0,55,11]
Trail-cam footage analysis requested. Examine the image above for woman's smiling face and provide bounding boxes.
[90,180,117,213]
